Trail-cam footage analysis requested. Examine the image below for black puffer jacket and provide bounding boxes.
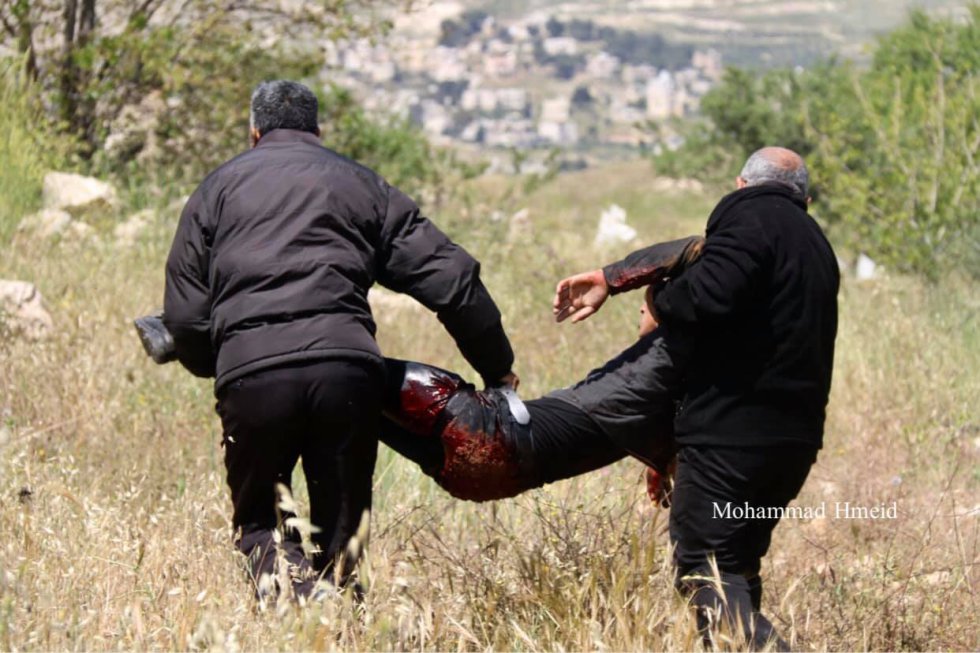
[164,129,514,390]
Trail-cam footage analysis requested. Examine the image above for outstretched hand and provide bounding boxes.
[553,269,609,323]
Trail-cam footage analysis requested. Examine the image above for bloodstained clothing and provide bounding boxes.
[379,335,680,502]
[602,236,704,295]
[378,235,705,501]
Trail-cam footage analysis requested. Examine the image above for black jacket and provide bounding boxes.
[611,184,839,448]
[164,129,514,390]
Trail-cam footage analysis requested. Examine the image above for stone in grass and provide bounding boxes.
[42,171,118,217]
[0,280,54,340]
[18,208,72,238]
[594,203,636,247]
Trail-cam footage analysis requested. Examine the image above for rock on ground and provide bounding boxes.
[18,208,73,238]
[594,204,636,247]
[42,172,118,216]
[19,209,95,243]
[855,253,879,280]
[0,280,53,340]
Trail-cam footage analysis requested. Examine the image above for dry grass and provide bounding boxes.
[1,161,977,651]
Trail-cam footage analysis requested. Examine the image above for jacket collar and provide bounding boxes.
[707,183,808,232]
[254,128,322,148]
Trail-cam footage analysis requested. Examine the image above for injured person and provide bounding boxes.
[135,235,702,506]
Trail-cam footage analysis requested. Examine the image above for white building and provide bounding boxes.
[429,46,467,82]
[692,48,723,81]
[484,49,519,78]
[540,96,571,123]
[646,70,677,120]
[543,37,578,57]
[417,100,451,136]
[586,51,620,79]
[538,121,579,145]
[497,88,530,113]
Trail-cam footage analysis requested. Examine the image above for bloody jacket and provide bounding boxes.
[163,129,514,390]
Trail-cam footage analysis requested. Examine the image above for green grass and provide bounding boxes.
[0,60,74,243]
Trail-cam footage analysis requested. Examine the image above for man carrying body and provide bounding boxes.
[554,147,839,649]
[164,80,516,601]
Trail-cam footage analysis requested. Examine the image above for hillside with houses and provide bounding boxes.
[324,0,969,165]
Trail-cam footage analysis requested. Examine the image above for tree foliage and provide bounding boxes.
[0,0,473,196]
[319,86,485,203]
[0,57,72,240]
[654,7,980,278]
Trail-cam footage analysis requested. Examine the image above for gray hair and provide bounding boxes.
[249,80,319,136]
[738,147,809,198]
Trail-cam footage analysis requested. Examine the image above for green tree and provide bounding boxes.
[0,57,72,241]
[0,0,388,175]
[806,7,979,277]
[654,6,979,278]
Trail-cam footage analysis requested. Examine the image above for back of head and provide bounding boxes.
[250,80,319,136]
[738,146,809,199]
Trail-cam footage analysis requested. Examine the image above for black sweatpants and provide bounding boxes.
[215,358,384,597]
[669,445,817,649]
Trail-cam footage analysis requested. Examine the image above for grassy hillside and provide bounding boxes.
[1,158,977,650]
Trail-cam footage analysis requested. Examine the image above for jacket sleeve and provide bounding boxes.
[376,185,514,385]
[601,235,705,295]
[163,187,216,378]
[652,211,771,328]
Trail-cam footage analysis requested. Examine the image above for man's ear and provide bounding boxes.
[250,126,262,148]
[314,126,322,138]
[735,176,748,189]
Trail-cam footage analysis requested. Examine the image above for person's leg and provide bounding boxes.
[216,367,310,599]
[545,328,683,468]
[380,381,628,500]
[301,359,384,590]
[671,446,755,647]
[670,445,815,650]
[741,446,818,629]
[524,396,627,485]
[378,415,444,476]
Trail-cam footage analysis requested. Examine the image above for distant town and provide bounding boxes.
[325,11,723,161]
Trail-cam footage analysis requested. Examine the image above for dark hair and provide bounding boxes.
[249,80,319,136]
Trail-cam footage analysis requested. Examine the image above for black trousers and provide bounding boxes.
[216,358,384,597]
[669,445,817,650]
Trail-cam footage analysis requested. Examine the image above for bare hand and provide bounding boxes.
[553,269,609,323]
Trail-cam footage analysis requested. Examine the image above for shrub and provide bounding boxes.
[653,8,980,278]
[0,58,72,242]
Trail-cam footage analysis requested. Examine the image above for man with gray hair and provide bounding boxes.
[163,80,517,602]
[553,146,839,649]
